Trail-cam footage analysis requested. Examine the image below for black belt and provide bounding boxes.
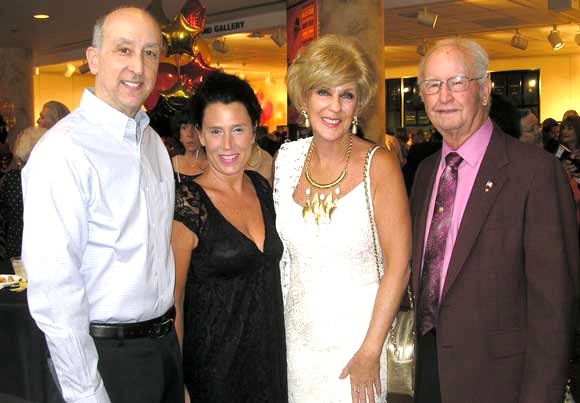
[89,306,175,339]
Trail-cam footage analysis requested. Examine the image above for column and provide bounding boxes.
[318,0,385,146]
[0,48,34,148]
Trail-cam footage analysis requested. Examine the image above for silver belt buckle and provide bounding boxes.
[151,317,174,338]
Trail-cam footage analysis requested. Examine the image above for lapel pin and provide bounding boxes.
[484,180,494,192]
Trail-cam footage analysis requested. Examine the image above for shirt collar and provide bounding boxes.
[441,117,493,169]
[79,89,150,144]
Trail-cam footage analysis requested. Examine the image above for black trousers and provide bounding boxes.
[415,330,442,403]
[94,327,184,403]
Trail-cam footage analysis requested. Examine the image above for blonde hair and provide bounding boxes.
[13,127,47,164]
[286,35,378,118]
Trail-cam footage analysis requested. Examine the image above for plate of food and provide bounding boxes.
[0,274,21,289]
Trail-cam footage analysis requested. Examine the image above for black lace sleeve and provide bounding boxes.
[174,181,208,237]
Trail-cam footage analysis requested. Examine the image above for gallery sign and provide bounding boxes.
[201,10,285,38]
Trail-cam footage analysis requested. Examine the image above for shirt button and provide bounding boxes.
[438,206,444,213]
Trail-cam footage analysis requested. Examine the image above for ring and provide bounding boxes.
[353,385,360,393]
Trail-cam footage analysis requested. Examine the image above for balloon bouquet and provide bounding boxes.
[145,0,216,129]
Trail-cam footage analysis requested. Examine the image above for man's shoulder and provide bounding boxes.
[500,130,556,170]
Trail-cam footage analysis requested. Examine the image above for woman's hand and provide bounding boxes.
[562,156,580,179]
[185,386,191,403]
[339,348,382,403]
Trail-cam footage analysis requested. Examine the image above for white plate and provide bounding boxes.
[0,274,21,289]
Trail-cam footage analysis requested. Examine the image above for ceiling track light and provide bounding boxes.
[511,29,528,50]
[79,63,90,74]
[271,28,286,48]
[212,38,228,54]
[64,63,76,78]
[247,32,264,39]
[548,25,565,50]
[417,7,438,29]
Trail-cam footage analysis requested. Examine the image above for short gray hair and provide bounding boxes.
[418,38,489,84]
[92,15,105,48]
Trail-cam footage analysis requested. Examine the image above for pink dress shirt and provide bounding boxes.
[423,118,493,299]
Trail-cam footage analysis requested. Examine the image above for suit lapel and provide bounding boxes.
[441,127,510,299]
[411,152,440,300]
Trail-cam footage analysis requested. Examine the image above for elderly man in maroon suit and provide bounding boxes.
[410,37,579,403]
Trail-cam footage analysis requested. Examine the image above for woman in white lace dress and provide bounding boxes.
[273,35,411,403]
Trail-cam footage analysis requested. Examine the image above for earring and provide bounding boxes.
[301,110,310,128]
[351,116,359,135]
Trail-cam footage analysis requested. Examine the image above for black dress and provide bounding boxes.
[0,168,23,258]
[173,171,200,184]
[174,171,288,403]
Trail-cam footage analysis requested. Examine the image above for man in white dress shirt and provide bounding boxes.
[22,7,183,403]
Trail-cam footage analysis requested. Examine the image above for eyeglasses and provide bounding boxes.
[420,76,484,95]
[521,125,540,134]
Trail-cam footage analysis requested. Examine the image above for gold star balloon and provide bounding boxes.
[162,0,206,57]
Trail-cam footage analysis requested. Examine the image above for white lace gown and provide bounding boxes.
[273,138,388,403]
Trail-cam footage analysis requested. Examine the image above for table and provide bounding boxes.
[0,289,64,403]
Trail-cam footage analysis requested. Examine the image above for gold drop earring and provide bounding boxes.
[351,115,358,135]
[301,110,310,128]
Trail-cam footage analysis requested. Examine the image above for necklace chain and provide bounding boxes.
[302,134,353,227]
[305,133,352,189]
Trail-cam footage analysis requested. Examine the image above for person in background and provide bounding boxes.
[385,130,404,166]
[395,127,409,163]
[0,126,47,260]
[518,108,541,146]
[22,7,183,403]
[275,35,410,403]
[541,117,559,153]
[411,37,578,403]
[172,72,287,402]
[410,129,425,145]
[403,130,442,194]
[0,114,7,145]
[37,101,70,129]
[245,141,274,184]
[162,134,184,158]
[172,109,207,183]
[563,110,579,122]
[559,115,580,223]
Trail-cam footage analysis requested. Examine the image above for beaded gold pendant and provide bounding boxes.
[302,187,340,225]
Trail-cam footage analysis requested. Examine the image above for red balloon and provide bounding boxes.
[260,101,273,125]
[156,63,178,92]
[255,90,264,102]
[144,90,160,111]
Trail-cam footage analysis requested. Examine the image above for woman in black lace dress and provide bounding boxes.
[171,72,287,403]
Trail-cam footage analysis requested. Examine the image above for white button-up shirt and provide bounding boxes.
[22,89,175,403]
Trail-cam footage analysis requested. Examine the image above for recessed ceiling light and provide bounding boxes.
[33,14,50,19]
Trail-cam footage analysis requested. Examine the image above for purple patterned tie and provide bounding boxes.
[418,152,463,336]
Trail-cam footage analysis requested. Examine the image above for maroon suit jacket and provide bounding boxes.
[410,124,580,402]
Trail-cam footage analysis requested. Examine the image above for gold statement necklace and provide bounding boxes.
[303,133,352,226]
